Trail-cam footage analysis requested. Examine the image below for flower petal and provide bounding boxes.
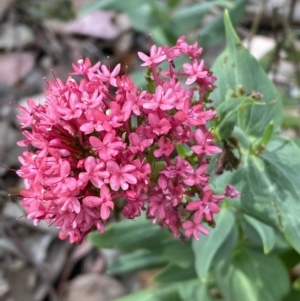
[106,161,119,174]
[122,173,137,185]
[110,175,120,191]
[83,196,102,207]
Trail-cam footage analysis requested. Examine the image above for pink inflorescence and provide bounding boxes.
[16,36,237,244]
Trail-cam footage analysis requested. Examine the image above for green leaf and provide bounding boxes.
[213,218,239,262]
[126,4,159,32]
[211,13,300,253]
[114,284,181,301]
[216,95,259,139]
[216,248,290,301]
[293,277,300,290]
[89,215,194,267]
[178,279,215,301]
[167,0,181,9]
[283,289,300,301]
[130,69,147,88]
[253,121,274,151]
[192,206,237,280]
[79,0,149,14]
[107,250,166,275]
[235,137,300,253]
[150,26,173,45]
[170,0,232,36]
[199,0,247,48]
[280,249,300,269]
[211,11,283,137]
[176,144,192,158]
[154,263,196,283]
[243,215,276,254]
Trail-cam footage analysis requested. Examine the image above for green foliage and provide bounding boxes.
[212,12,300,254]
[199,0,248,47]
[154,264,196,283]
[193,206,237,280]
[178,279,216,301]
[216,248,290,301]
[80,0,247,46]
[89,216,194,267]
[242,214,276,254]
[88,11,300,301]
[114,284,181,301]
[240,137,300,253]
[211,12,283,137]
[107,250,167,275]
[16,0,74,20]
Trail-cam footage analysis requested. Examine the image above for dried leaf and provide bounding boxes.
[0,52,35,86]
[65,274,127,301]
[65,11,121,40]
[5,267,34,301]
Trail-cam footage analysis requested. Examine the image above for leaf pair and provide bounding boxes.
[211,11,300,254]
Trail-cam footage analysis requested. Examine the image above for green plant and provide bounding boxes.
[89,12,300,301]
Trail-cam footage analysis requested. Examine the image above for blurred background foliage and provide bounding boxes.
[80,0,247,47]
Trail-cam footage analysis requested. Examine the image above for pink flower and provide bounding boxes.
[71,58,100,76]
[149,194,167,220]
[154,137,174,158]
[142,86,175,111]
[182,219,209,240]
[138,45,166,66]
[129,133,153,154]
[166,181,185,206]
[58,195,81,214]
[183,60,208,85]
[83,185,114,220]
[16,37,228,244]
[106,161,137,191]
[183,164,209,186]
[17,99,40,128]
[132,159,151,189]
[104,102,125,131]
[174,156,194,178]
[81,90,103,109]
[89,131,125,161]
[80,109,105,134]
[176,36,203,58]
[97,64,121,86]
[56,92,82,120]
[225,185,241,198]
[44,160,77,194]
[79,156,109,188]
[125,90,146,116]
[148,113,171,135]
[186,189,220,222]
[191,129,222,156]
[116,75,134,92]
[175,101,216,126]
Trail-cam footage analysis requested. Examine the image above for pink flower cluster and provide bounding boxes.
[17,36,238,243]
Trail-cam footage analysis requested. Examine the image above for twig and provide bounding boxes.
[288,0,297,22]
[268,5,284,77]
[282,21,300,87]
[247,0,269,51]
